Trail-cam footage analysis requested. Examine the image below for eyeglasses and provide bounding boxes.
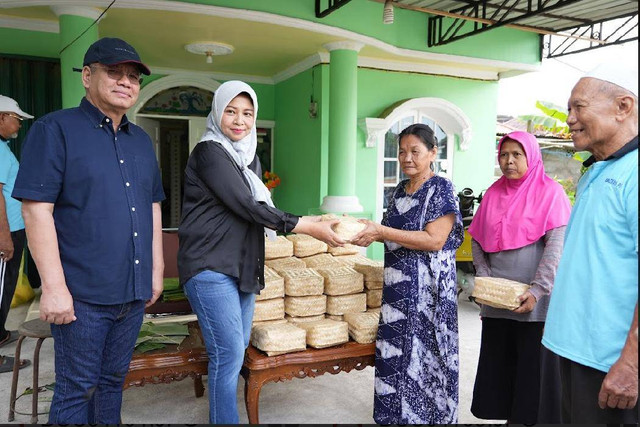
[91,64,143,85]
[2,113,23,121]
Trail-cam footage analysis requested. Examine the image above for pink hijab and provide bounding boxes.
[468,131,571,253]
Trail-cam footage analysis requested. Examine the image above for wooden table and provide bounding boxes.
[240,341,376,424]
[124,321,376,424]
[124,321,208,397]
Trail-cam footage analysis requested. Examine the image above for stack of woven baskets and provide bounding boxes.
[251,217,384,356]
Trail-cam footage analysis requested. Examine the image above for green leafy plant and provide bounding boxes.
[518,101,570,137]
[554,177,576,205]
[572,150,591,175]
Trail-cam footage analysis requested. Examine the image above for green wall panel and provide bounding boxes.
[252,82,275,120]
[272,66,326,216]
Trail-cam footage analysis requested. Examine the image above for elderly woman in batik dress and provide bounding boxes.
[351,123,464,424]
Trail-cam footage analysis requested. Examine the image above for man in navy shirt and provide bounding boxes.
[13,38,165,423]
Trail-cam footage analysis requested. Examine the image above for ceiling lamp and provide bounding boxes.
[383,0,394,24]
[185,42,234,64]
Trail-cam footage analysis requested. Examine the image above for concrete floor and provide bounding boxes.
[0,293,504,424]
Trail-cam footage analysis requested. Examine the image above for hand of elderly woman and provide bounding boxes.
[350,219,383,247]
[513,290,537,314]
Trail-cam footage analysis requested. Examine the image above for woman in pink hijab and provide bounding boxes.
[468,131,571,424]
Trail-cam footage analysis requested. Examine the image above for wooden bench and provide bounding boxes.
[124,321,376,424]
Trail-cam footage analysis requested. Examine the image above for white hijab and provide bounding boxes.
[200,80,276,240]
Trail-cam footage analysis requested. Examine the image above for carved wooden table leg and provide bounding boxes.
[242,369,269,424]
[193,374,204,397]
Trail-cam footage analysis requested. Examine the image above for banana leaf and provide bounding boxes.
[135,341,168,353]
[135,335,183,346]
[535,100,568,122]
[573,151,591,162]
[139,321,189,336]
[134,322,189,353]
[162,294,187,302]
[163,277,180,291]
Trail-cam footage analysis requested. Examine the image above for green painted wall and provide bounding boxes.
[177,0,540,64]
[252,83,275,121]
[272,66,327,216]
[0,27,59,59]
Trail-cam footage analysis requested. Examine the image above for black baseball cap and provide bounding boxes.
[82,37,151,75]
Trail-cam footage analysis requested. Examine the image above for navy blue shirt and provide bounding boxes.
[13,98,165,305]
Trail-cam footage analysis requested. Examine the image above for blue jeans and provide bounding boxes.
[184,270,255,424]
[48,299,145,424]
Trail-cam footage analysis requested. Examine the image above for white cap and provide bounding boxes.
[584,63,638,98]
[0,95,34,119]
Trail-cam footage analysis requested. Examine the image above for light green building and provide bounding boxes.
[2,1,629,261]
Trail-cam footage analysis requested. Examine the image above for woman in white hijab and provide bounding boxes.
[177,80,343,424]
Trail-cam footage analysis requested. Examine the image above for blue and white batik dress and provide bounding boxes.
[373,175,464,424]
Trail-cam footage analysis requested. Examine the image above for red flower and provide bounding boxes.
[263,170,281,190]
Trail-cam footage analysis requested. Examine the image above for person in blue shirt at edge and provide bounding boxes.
[12,38,165,424]
[542,62,638,424]
[0,95,33,374]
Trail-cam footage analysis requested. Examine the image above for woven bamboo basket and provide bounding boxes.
[343,311,380,343]
[253,298,285,322]
[327,244,361,256]
[286,234,328,257]
[295,319,349,348]
[252,318,287,328]
[279,268,324,296]
[285,314,325,323]
[315,266,364,296]
[472,276,531,310]
[353,260,384,282]
[321,213,366,242]
[256,266,285,301]
[325,314,344,322]
[365,280,383,290]
[251,323,307,356]
[300,253,344,269]
[264,235,294,260]
[284,295,327,317]
[366,288,382,308]
[265,256,306,272]
[326,293,367,315]
[333,254,370,268]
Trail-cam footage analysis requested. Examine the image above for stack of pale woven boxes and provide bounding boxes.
[251,216,384,356]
